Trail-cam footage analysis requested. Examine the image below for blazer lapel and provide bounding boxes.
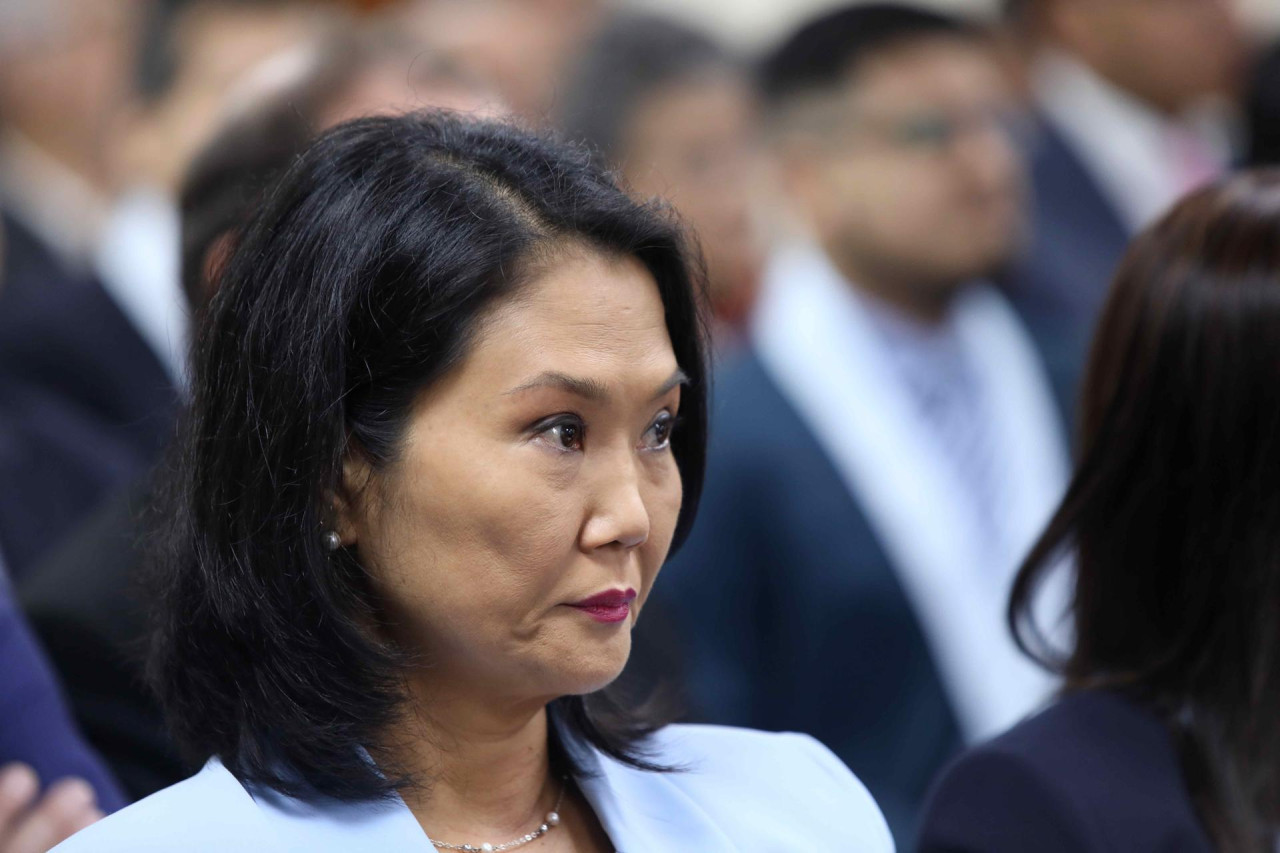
[251,774,436,852]
[574,750,741,852]
[751,247,1064,741]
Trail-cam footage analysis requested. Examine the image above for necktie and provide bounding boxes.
[874,318,1012,580]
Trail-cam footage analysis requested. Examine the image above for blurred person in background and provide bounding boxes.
[634,5,1072,846]
[921,170,1280,853]
[398,0,600,122]
[99,0,343,388]
[0,0,169,578]
[104,0,492,386]
[1002,0,1246,349]
[560,13,765,345]
[0,0,138,265]
[1244,38,1280,166]
[18,24,494,802]
[123,0,341,194]
[0,0,337,577]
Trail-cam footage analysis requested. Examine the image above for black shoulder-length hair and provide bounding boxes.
[1009,170,1280,849]
[149,110,709,802]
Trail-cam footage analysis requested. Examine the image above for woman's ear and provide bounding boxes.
[331,451,374,547]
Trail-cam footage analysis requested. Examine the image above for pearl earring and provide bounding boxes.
[322,530,342,551]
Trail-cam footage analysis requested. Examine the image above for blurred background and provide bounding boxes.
[648,0,1280,48]
[3,0,1280,849]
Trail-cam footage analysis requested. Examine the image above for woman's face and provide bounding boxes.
[340,247,685,706]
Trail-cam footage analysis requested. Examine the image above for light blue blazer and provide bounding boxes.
[54,725,893,851]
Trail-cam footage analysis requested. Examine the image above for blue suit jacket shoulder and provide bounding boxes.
[0,586,125,811]
[918,690,1211,852]
[1004,118,1131,354]
[0,213,177,576]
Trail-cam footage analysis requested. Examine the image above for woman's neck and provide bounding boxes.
[386,690,560,844]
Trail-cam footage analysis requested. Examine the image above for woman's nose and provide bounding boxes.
[580,456,651,552]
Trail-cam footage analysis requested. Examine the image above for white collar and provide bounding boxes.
[1031,50,1231,231]
[93,187,189,387]
[751,245,1069,741]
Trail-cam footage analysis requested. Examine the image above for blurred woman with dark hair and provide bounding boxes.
[920,171,1280,851]
[559,13,764,343]
[52,111,891,851]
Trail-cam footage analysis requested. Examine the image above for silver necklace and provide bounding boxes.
[431,780,566,853]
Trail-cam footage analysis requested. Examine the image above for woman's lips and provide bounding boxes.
[567,588,637,624]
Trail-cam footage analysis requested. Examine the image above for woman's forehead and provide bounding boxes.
[474,249,677,375]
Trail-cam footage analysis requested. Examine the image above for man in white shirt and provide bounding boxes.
[636,5,1072,848]
[1003,0,1244,342]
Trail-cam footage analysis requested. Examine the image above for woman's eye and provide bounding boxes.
[535,417,585,452]
[642,412,675,451]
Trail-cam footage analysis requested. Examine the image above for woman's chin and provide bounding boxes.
[545,643,632,698]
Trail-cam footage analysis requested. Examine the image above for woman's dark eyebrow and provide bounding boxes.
[652,368,690,401]
[505,372,610,401]
[504,368,688,402]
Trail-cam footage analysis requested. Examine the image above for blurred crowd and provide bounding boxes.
[1,0,1278,849]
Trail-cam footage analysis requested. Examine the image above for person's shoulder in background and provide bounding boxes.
[0,582,126,814]
[917,689,1212,853]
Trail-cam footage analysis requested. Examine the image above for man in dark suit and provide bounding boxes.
[629,6,1074,847]
[0,213,178,578]
[1001,0,1243,347]
[0,0,178,579]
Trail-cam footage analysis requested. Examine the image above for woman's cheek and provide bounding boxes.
[653,467,684,548]
[476,489,580,586]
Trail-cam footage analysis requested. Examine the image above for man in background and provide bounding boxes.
[96,0,341,391]
[0,0,169,578]
[0,0,337,577]
[635,5,1072,846]
[1004,0,1244,344]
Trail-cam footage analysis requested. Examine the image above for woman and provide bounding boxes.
[54,112,892,851]
[919,171,1280,851]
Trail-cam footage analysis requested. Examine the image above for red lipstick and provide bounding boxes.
[567,588,637,624]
